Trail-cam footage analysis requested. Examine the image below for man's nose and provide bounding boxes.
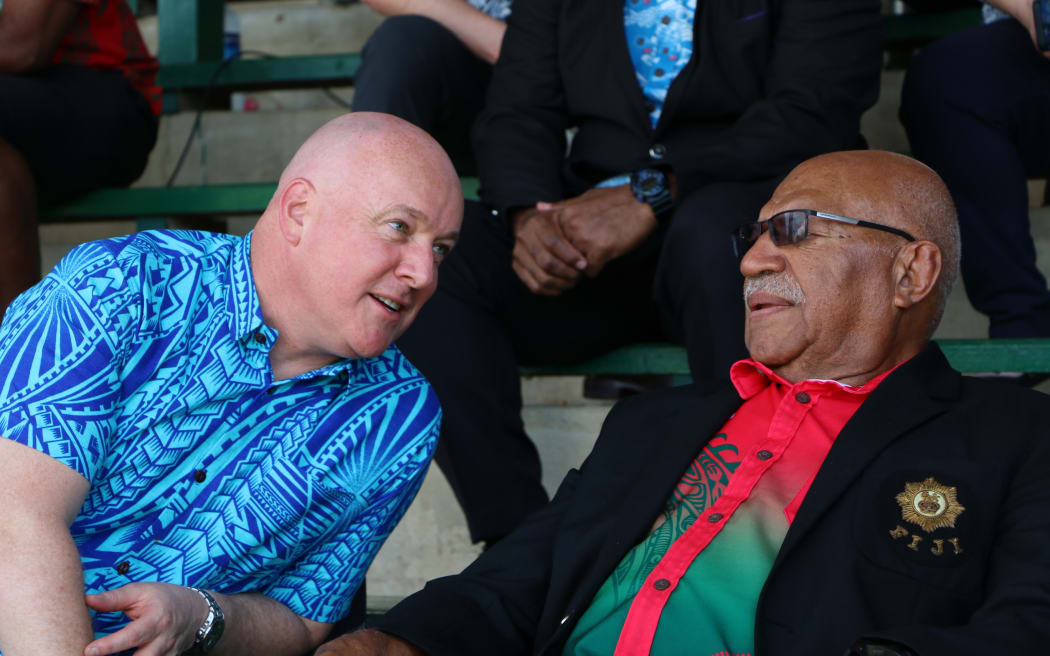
[396,244,437,289]
[739,230,785,278]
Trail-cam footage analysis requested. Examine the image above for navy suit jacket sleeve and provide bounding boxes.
[473,0,883,212]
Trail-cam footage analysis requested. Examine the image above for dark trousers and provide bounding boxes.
[900,19,1050,337]
[351,14,492,176]
[396,180,778,543]
[0,64,157,204]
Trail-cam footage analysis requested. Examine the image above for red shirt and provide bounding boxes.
[50,0,161,115]
[567,359,900,656]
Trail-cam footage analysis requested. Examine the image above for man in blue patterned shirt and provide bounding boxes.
[0,112,463,656]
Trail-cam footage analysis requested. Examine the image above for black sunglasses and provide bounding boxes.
[732,209,917,258]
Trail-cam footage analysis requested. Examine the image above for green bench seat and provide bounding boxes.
[41,179,482,229]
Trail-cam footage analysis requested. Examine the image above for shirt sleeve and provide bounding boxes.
[262,388,442,623]
[0,241,135,484]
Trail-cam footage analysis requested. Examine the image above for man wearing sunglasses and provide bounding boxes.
[319,150,1050,656]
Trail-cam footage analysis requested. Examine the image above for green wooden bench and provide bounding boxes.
[41,179,481,230]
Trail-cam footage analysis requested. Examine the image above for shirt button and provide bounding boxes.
[649,144,667,159]
[116,561,130,575]
[654,68,665,77]
[194,469,207,483]
[560,615,571,625]
[661,15,671,24]
[653,578,671,590]
[254,333,266,344]
[757,450,773,460]
[796,391,811,404]
[708,513,724,522]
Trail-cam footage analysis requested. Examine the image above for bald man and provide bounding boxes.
[0,112,462,656]
[318,151,1050,656]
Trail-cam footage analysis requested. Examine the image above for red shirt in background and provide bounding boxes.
[50,0,161,115]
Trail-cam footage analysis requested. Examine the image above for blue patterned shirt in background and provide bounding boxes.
[624,0,695,128]
[0,230,440,642]
[468,0,512,20]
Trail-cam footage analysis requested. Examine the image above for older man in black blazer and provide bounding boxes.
[318,151,1050,656]
[396,0,885,547]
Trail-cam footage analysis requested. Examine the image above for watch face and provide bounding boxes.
[634,169,666,198]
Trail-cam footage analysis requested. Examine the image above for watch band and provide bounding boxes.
[182,587,225,655]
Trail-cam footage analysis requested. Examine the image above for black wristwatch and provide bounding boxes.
[182,587,225,654]
[1035,0,1050,51]
[630,168,674,222]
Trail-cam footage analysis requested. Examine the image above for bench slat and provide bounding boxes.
[41,179,482,221]
[157,54,363,92]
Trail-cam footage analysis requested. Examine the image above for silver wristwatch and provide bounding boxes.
[182,587,225,654]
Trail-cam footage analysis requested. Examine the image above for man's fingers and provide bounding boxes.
[543,232,588,272]
[528,238,583,279]
[518,210,587,272]
[84,622,150,656]
[512,246,574,295]
[85,588,131,613]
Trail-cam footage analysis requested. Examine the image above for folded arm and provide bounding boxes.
[362,0,507,63]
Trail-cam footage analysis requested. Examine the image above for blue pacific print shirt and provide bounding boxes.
[0,230,440,640]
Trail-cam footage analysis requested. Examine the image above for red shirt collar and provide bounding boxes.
[729,358,905,400]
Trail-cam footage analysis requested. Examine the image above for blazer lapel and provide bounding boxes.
[773,344,961,567]
[563,385,743,615]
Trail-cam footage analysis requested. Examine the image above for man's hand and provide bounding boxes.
[83,582,207,656]
[360,0,415,16]
[541,185,660,279]
[511,206,588,296]
[313,629,424,656]
[987,0,1050,57]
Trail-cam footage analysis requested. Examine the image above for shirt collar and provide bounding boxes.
[224,231,366,380]
[226,231,268,342]
[729,358,901,400]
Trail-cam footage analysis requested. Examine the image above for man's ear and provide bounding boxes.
[278,178,315,246]
[892,240,942,309]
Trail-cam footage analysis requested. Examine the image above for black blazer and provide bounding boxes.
[373,344,1050,654]
[473,0,884,212]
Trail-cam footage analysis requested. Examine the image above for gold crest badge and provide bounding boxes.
[895,477,965,533]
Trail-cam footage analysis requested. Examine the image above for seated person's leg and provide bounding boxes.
[395,200,549,545]
[653,178,782,383]
[0,65,156,315]
[396,200,665,544]
[0,137,39,315]
[352,15,491,175]
[901,19,1050,337]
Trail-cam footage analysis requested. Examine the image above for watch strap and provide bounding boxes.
[182,587,225,655]
[630,168,674,222]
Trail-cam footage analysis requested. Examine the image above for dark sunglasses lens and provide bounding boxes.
[770,211,808,245]
[732,223,762,258]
